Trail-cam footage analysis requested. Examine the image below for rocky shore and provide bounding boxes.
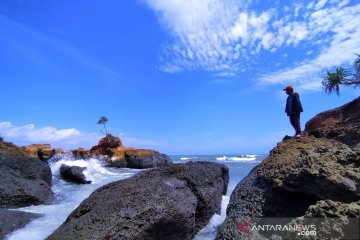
[217,97,360,239]
[0,134,227,239]
[1,97,359,239]
[48,162,229,240]
[74,134,173,169]
[0,134,173,208]
[0,142,53,237]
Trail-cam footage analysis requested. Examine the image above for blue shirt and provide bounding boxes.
[286,94,293,114]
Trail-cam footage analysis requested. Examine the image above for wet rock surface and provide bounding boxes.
[59,164,91,184]
[0,208,41,239]
[48,161,229,240]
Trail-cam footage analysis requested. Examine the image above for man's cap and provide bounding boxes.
[283,85,294,91]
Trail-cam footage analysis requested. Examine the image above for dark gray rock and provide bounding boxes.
[217,136,360,239]
[286,200,360,240]
[305,96,360,148]
[125,152,173,169]
[0,152,53,208]
[59,164,91,184]
[48,161,229,240]
[0,208,41,239]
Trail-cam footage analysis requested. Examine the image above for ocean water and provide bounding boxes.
[4,154,265,240]
[171,155,266,240]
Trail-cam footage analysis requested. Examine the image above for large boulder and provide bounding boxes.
[98,134,123,147]
[122,149,173,169]
[59,164,91,184]
[0,209,41,239]
[48,162,229,240]
[305,96,360,148]
[217,136,360,239]
[60,164,91,184]
[287,200,360,240]
[90,134,173,169]
[258,137,359,203]
[89,134,123,155]
[0,142,53,208]
[218,97,360,240]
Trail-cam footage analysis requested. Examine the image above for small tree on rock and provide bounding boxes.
[97,116,109,135]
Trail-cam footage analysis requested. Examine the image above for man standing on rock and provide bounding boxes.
[284,85,303,137]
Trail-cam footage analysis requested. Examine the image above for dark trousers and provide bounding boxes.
[289,114,302,135]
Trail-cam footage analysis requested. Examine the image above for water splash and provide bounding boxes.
[5,155,139,240]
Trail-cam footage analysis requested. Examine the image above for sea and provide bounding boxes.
[4,154,266,240]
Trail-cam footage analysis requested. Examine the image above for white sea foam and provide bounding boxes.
[50,157,118,184]
[194,195,230,239]
[180,157,198,161]
[5,156,139,240]
[5,154,261,240]
[216,155,257,162]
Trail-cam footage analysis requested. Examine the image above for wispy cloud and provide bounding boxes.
[0,121,100,149]
[259,1,360,89]
[144,0,248,74]
[143,0,360,89]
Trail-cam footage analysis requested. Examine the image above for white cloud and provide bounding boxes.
[314,0,328,10]
[0,122,168,152]
[144,0,249,74]
[0,121,100,149]
[259,3,360,89]
[144,0,360,90]
[307,1,315,10]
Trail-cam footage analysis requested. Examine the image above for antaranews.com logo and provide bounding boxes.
[234,217,360,239]
[236,222,316,237]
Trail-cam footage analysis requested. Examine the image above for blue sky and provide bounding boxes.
[0,0,359,154]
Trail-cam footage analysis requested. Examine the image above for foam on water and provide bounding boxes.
[5,155,139,240]
[180,157,198,161]
[5,154,264,240]
[194,195,231,240]
[50,157,119,184]
[216,155,257,162]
